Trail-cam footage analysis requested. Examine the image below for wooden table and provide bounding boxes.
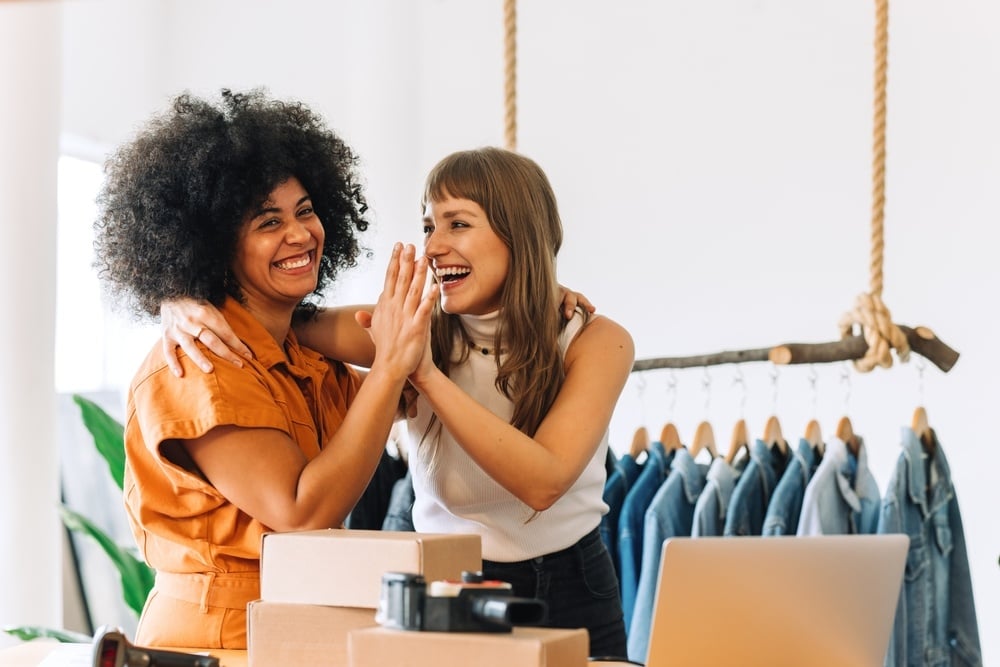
[0,640,637,666]
[0,642,247,667]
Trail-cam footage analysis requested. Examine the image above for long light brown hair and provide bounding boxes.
[422,147,588,436]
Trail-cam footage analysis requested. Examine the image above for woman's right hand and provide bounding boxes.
[160,299,251,376]
[355,243,436,380]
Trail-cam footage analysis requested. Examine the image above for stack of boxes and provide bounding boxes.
[248,528,589,667]
[250,529,480,665]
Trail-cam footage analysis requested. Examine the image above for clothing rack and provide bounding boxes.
[631,324,959,373]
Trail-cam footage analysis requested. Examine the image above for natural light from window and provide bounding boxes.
[55,154,158,396]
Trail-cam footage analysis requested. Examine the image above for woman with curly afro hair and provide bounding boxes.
[161,147,632,659]
[93,89,435,649]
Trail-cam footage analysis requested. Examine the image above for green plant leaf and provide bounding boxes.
[2,625,91,643]
[72,394,126,490]
[58,505,154,616]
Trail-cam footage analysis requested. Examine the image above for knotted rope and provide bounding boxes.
[840,0,910,372]
[503,0,517,151]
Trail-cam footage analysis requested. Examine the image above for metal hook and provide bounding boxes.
[732,366,747,417]
[840,362,852,410]
[769,365,780,412]
[808,364,819,416]
[666,369,679,420]
[635,373,648,427]
[915,356,927,405]
[701,367,712,415]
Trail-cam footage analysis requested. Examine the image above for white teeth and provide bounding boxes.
[435,266,471,278]
[276,256,310,270]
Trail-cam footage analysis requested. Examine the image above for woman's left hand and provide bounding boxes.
[160,299,252,376]
[558,285,596,320]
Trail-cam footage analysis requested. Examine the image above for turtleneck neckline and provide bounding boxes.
[460,310,502,356]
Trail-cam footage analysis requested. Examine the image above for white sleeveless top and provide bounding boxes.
[404,310,610,562]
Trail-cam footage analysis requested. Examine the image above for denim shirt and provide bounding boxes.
[381,470,415,532]
[878,428,982,667]
[797,435,880,536]
[617,442,672,632]
[619,452,644,488]
[691,456,742,537]
[626,448,707,662]
[724,438,789,536]
[601,465,628,578]
[762,437,822,536]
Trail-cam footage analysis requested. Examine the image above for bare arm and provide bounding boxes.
[294,307,376,368]
[407,315,634,511]
[160,286,593,375]
[180,244,435,530]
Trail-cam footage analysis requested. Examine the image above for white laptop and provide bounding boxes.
[644,534,908,667]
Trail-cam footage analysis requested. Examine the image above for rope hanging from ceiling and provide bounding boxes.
[498,0,957,374]
[503,0,517,151]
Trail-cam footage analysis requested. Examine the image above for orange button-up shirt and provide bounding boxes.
[123,297,361,646]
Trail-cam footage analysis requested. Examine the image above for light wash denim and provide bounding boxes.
[762,437,822,536]
[878,428,981,667]
[724,438,789,536]
[626,448,707,662]
[797,435,880,535]
[617,441,672,632]
[691,456,742,537]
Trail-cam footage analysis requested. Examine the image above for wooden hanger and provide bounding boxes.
[630,426,650,459]
[762,415,787,455]
[836,416,860,457]
[725,418,748,464]
[659,422,683,452]
[803,418,824,455]
[911,406,935,457]
[689,421,718,460]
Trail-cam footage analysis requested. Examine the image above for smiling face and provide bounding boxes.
[232,176,324,318]
[422,194,511,315]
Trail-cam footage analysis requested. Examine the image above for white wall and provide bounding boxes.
[8,0,997,659]
[0,0,62,644]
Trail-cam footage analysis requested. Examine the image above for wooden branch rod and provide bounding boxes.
[631,324,959,374]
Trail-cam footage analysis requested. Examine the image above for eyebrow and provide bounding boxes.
[254,194,312,218]
[423,207,479,223]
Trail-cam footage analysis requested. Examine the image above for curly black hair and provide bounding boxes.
[94,88,370,319]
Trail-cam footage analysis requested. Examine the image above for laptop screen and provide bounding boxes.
[645,534,908,667]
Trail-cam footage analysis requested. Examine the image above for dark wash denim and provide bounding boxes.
[619,452,643,488]
[601,452,644,578]
[381,470,415,532]
[724,438,789,536]
[483,526,627,660]
[617,442,672,631]
[878,428,982,667]
[600,466,628,578]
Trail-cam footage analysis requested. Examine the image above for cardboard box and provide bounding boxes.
[248,600,377,667]
[348,626,588,667]
[260,529,482,607]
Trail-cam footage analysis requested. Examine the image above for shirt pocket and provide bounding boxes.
[904,532,929,583]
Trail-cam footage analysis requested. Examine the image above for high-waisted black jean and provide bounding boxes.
[482,526,627,660]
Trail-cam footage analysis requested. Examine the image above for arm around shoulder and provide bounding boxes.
[294,306,377,368]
